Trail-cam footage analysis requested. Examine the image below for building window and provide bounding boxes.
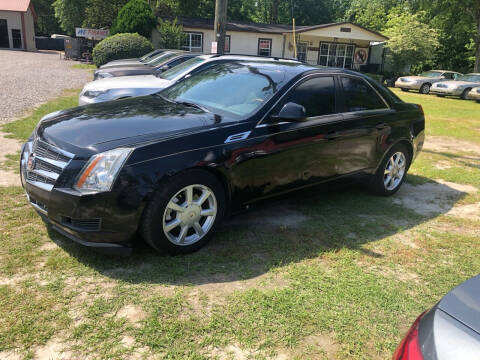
[340,27,351,33]
[0,19,9,48]
[296,41,308,62]
[12,29,22,49]
[258,38,272,56]
[182,32,203,52]
[224,35,230,53]
[318,43,354,69]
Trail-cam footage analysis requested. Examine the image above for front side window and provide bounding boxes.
[258,38,272,56]
[147,52,181,66]
[420,71,442,78]
[341,77,387,112]
[442,72,454,79]
[275,76,336,118]
[182,32,203,52]
[161,62,287,118]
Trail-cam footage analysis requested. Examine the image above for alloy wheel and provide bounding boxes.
[162,184,217,246]
[383,152,406,191]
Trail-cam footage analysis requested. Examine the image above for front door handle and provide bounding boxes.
[326,131,339,140]
[376,122,386,130]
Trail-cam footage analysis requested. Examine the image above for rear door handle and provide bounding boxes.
[376,122,386,130]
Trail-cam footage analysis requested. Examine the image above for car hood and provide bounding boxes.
[37,96,222,155]
[435,80,480,87]
[100,59,141,68]
[96,64,152,73]
[83,75,171,91]
[438,274,480,334]
[401,76,440,81]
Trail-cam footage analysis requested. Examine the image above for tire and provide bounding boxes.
[419,83,430,94]
[460,88,471,100]
[436,94,445,97]
[370,143,411,196]
[141,169,225,254]
[401,88,410,92]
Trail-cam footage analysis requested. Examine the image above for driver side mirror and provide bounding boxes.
[271,102,307,122]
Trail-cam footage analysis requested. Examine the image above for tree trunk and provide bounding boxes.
[214,0,228,55]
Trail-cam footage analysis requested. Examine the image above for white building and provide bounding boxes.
[153,17,388,70]
[0,0,36,51]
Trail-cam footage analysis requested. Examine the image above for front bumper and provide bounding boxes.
[21,140,137,256]
[430,87,463,96]
[395,80,421,90]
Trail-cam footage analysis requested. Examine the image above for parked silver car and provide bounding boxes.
[395,70,462,94]
[430,73,480,99]
[80,55,301,105]
[99,49,166,69]
[467,86,480,102]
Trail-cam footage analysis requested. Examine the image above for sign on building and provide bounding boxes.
[75,28,109,40]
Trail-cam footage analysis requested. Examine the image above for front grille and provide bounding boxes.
[61,216,102,232]
[21,139,75,192]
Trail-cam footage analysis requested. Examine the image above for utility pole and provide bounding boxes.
[214,0,228,55]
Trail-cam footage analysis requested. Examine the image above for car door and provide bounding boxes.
[244,74,344,199]
[334,75,394,176]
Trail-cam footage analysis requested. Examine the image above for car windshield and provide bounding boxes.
[456,74,480,82]
[420,71,442,78]
[139,50,159,62]
[159,57,207,80]
[145,52,180,66]
[160,62,287,119]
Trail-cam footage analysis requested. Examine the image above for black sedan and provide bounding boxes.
[393,274,480,360]
[21,61,425,255]
[93,51,197,80]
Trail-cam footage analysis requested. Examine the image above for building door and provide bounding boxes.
[296,41,308,62]
[0,19,9,48]
[318,43,354,68]
[12,29,22,48]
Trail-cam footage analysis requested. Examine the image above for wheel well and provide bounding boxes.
[375,139,414,174]
[197,167,232,213]
[424,82,431,87]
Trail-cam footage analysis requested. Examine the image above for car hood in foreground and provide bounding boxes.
[37,96,223,154]
[83,75,171,91]
[438,274,480,334]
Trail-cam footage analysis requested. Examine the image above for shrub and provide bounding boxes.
[110,0,157,38]
[92,33,153,67]
[156,18,186,49]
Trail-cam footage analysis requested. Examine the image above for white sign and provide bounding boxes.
[211,41,218,54]
[75,28,109,40]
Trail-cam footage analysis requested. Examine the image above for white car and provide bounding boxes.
[79,55,301,105]
[430,73,480,99]
[467,86,480,102]
[395,70,462,94]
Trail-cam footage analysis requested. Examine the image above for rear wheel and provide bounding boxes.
[370,144,411,196]
[460,88,471,100]
[141,170,225,254]
[419,83,431,94]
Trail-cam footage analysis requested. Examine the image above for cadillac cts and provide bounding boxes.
[20,61,425,255]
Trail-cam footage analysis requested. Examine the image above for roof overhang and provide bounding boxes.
[283,22,388,42]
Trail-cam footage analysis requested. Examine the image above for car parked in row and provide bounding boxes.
[393,274,480,360]
[99,49,166,69]
[430,73,480,99]
[395,70,462,94]
[467,86,480,102]
[79,54,300,105]
[93,51,197,80]
[21,61,424,255]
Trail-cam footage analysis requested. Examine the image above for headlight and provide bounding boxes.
[83,89,108,99]
[98,73,113,79]
[74,148,133,194]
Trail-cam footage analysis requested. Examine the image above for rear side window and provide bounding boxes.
[278,76,336,117]
[341,77,387,112]
[443,72,454,79]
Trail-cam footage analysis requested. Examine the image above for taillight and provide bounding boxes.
[392,311,426,360]
[418,104,424,116]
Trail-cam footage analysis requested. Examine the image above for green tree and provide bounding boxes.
[32,0,62,36]
[111,0,157,38]
[83,0,128,29]
[384,12,439,73]
[156,18,186,49]
[52,0,86,35]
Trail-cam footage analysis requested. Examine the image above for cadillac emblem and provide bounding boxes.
[27,153,36,171]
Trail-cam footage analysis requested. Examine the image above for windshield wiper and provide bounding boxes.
[176,100,211,113]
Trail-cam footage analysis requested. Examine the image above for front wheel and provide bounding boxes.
[370,144,411,196]
[141,170,225,254]
[460,88,471,100]
[419,83,430,94]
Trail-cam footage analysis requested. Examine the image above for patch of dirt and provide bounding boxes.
[0,350,22,360]
[33,335,73,360]
[275,333,340,360]
[121,335,136,348]
[0,131,21,187]
[117,304,147,328]
[38,242,59,251]
[423,136,480,155]
[434,160,453,170]
[392,179,477,216]
[208,344,257,360]
[447,202,480,221]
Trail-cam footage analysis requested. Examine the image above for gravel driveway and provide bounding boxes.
[0,50,92,125]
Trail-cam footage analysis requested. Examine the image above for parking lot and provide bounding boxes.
[0,52,480,359]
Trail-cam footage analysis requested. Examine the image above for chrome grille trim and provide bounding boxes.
[34,155,68,169]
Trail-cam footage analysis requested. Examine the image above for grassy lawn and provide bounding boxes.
[0,88,479,359]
